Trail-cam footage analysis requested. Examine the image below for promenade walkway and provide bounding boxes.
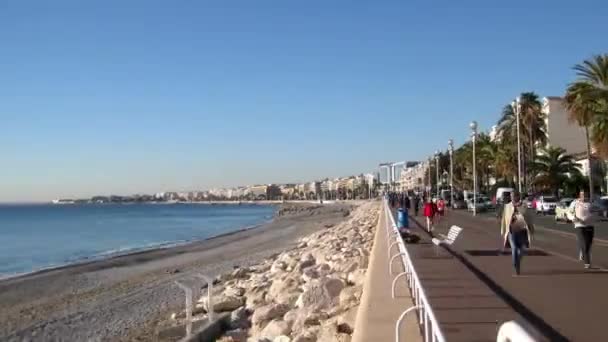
[407,208,608,342]
[352,203,422,342]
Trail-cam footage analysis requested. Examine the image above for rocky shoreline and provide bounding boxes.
[165,201,379,342]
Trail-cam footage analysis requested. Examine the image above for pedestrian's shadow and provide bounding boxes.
[524,268,608,276]
[465,249,550,257]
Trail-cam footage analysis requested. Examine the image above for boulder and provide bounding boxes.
[223,328,247,342]
[268,276,301,305]
[296,277,344,310]
[302,268,320,283]
[199,294,244,312]
[270,261,287,274]
[274,336,291,342]
[346,269,366,286]
[317,322,351,342]
[260,319,291,340]
[339,285,362,306]
[224,286,246,297]
[252,303,290,326]
[292,328,319,342]
[245,287,267,309]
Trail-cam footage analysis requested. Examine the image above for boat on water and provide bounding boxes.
[51,199,75,204]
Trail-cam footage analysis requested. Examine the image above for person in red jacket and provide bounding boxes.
[423,198,436,232]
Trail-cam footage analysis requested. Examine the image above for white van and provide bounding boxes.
[495,187,514,203]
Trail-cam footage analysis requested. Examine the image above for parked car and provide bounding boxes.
[536,196,558,215]
[495,187,514,204]
[591,197,608,218]
[467,197,487,212]
[555,198,574,222]
[452,197,467,209]
[481,195,494,210]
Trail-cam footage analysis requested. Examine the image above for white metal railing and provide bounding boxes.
[496,321,537,342]
[384,198,446,342]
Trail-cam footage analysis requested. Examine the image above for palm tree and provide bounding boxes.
[564,54,608,199]
[497,92,547,192]
[530,146,582,197]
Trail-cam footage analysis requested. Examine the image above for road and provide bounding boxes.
[402,208,608,341]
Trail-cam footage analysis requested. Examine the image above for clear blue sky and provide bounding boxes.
[1,0,606,202]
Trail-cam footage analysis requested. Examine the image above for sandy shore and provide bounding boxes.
[0,202,355,342]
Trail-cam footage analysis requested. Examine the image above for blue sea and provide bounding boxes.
[0,203,276,278]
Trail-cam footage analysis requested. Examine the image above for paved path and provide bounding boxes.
[406,208,608,342]
[353,205,422,342]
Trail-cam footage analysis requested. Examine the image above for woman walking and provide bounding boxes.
[500,191,534,276]
[567,190,594,268]
[423,198,436,232]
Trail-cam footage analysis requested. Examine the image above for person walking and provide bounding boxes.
[413,195,420,216]
[436,197,446,223]
[567,190,594,268]
[500,191,534,275]
[423,198,436,232]
[404,195,411,214]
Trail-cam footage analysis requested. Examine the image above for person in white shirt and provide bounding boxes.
[567,190,594,268]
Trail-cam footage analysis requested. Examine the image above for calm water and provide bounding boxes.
[0,203,276,277]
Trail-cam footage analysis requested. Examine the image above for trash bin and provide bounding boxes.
[397,208,409,230]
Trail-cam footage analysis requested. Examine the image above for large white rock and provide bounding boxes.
[346,269,366,286]
[339,285,362,307]
[260,319,292,339]
[245,287,267,309]
[270,261,287,274]
[252,303,290,326]
[199,294,244,312]
[268,276,301,305]
[296,277,344,310]
[224,286,245,297]
[274,336,291,342]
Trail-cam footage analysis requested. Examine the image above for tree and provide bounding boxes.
[564,54,608,199]
[497,92,547,192]
[530,146,582,197]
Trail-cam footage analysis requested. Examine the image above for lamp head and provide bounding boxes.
[470,121,478,131]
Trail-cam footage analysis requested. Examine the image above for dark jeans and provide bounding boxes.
[576,226,594,265]
[509,230,527,274]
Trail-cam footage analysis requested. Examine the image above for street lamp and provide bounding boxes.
[435,150,440,198]
[470,121,478,216]
[427,157,432,198]
[511,97,523,194]
[448,139,454,208]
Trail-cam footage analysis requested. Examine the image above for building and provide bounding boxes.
[400,161,429,192]
[542,96,587,155]
[247,185,268,200]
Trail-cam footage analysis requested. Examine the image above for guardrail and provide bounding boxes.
[384,199,446,342]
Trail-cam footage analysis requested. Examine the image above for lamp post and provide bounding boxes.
[448,139,454,208]
[435,150,440,198]
[470,121,478,216]
[427,157,432,199]
[511,97,523,194]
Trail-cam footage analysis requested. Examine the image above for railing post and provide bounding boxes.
[391,272,408,298]
[389,252,406,274]
[194,273,215,322]
[395,306,420,342]
[175,281,193,338]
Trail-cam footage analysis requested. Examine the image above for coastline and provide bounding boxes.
[0,202,355,341]
[0,219,273,283]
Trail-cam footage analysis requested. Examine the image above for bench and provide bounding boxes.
[432,225,462,246]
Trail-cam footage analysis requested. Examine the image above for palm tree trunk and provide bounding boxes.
[585,126,594,200]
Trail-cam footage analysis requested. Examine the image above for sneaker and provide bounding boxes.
[584,264,591,269]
